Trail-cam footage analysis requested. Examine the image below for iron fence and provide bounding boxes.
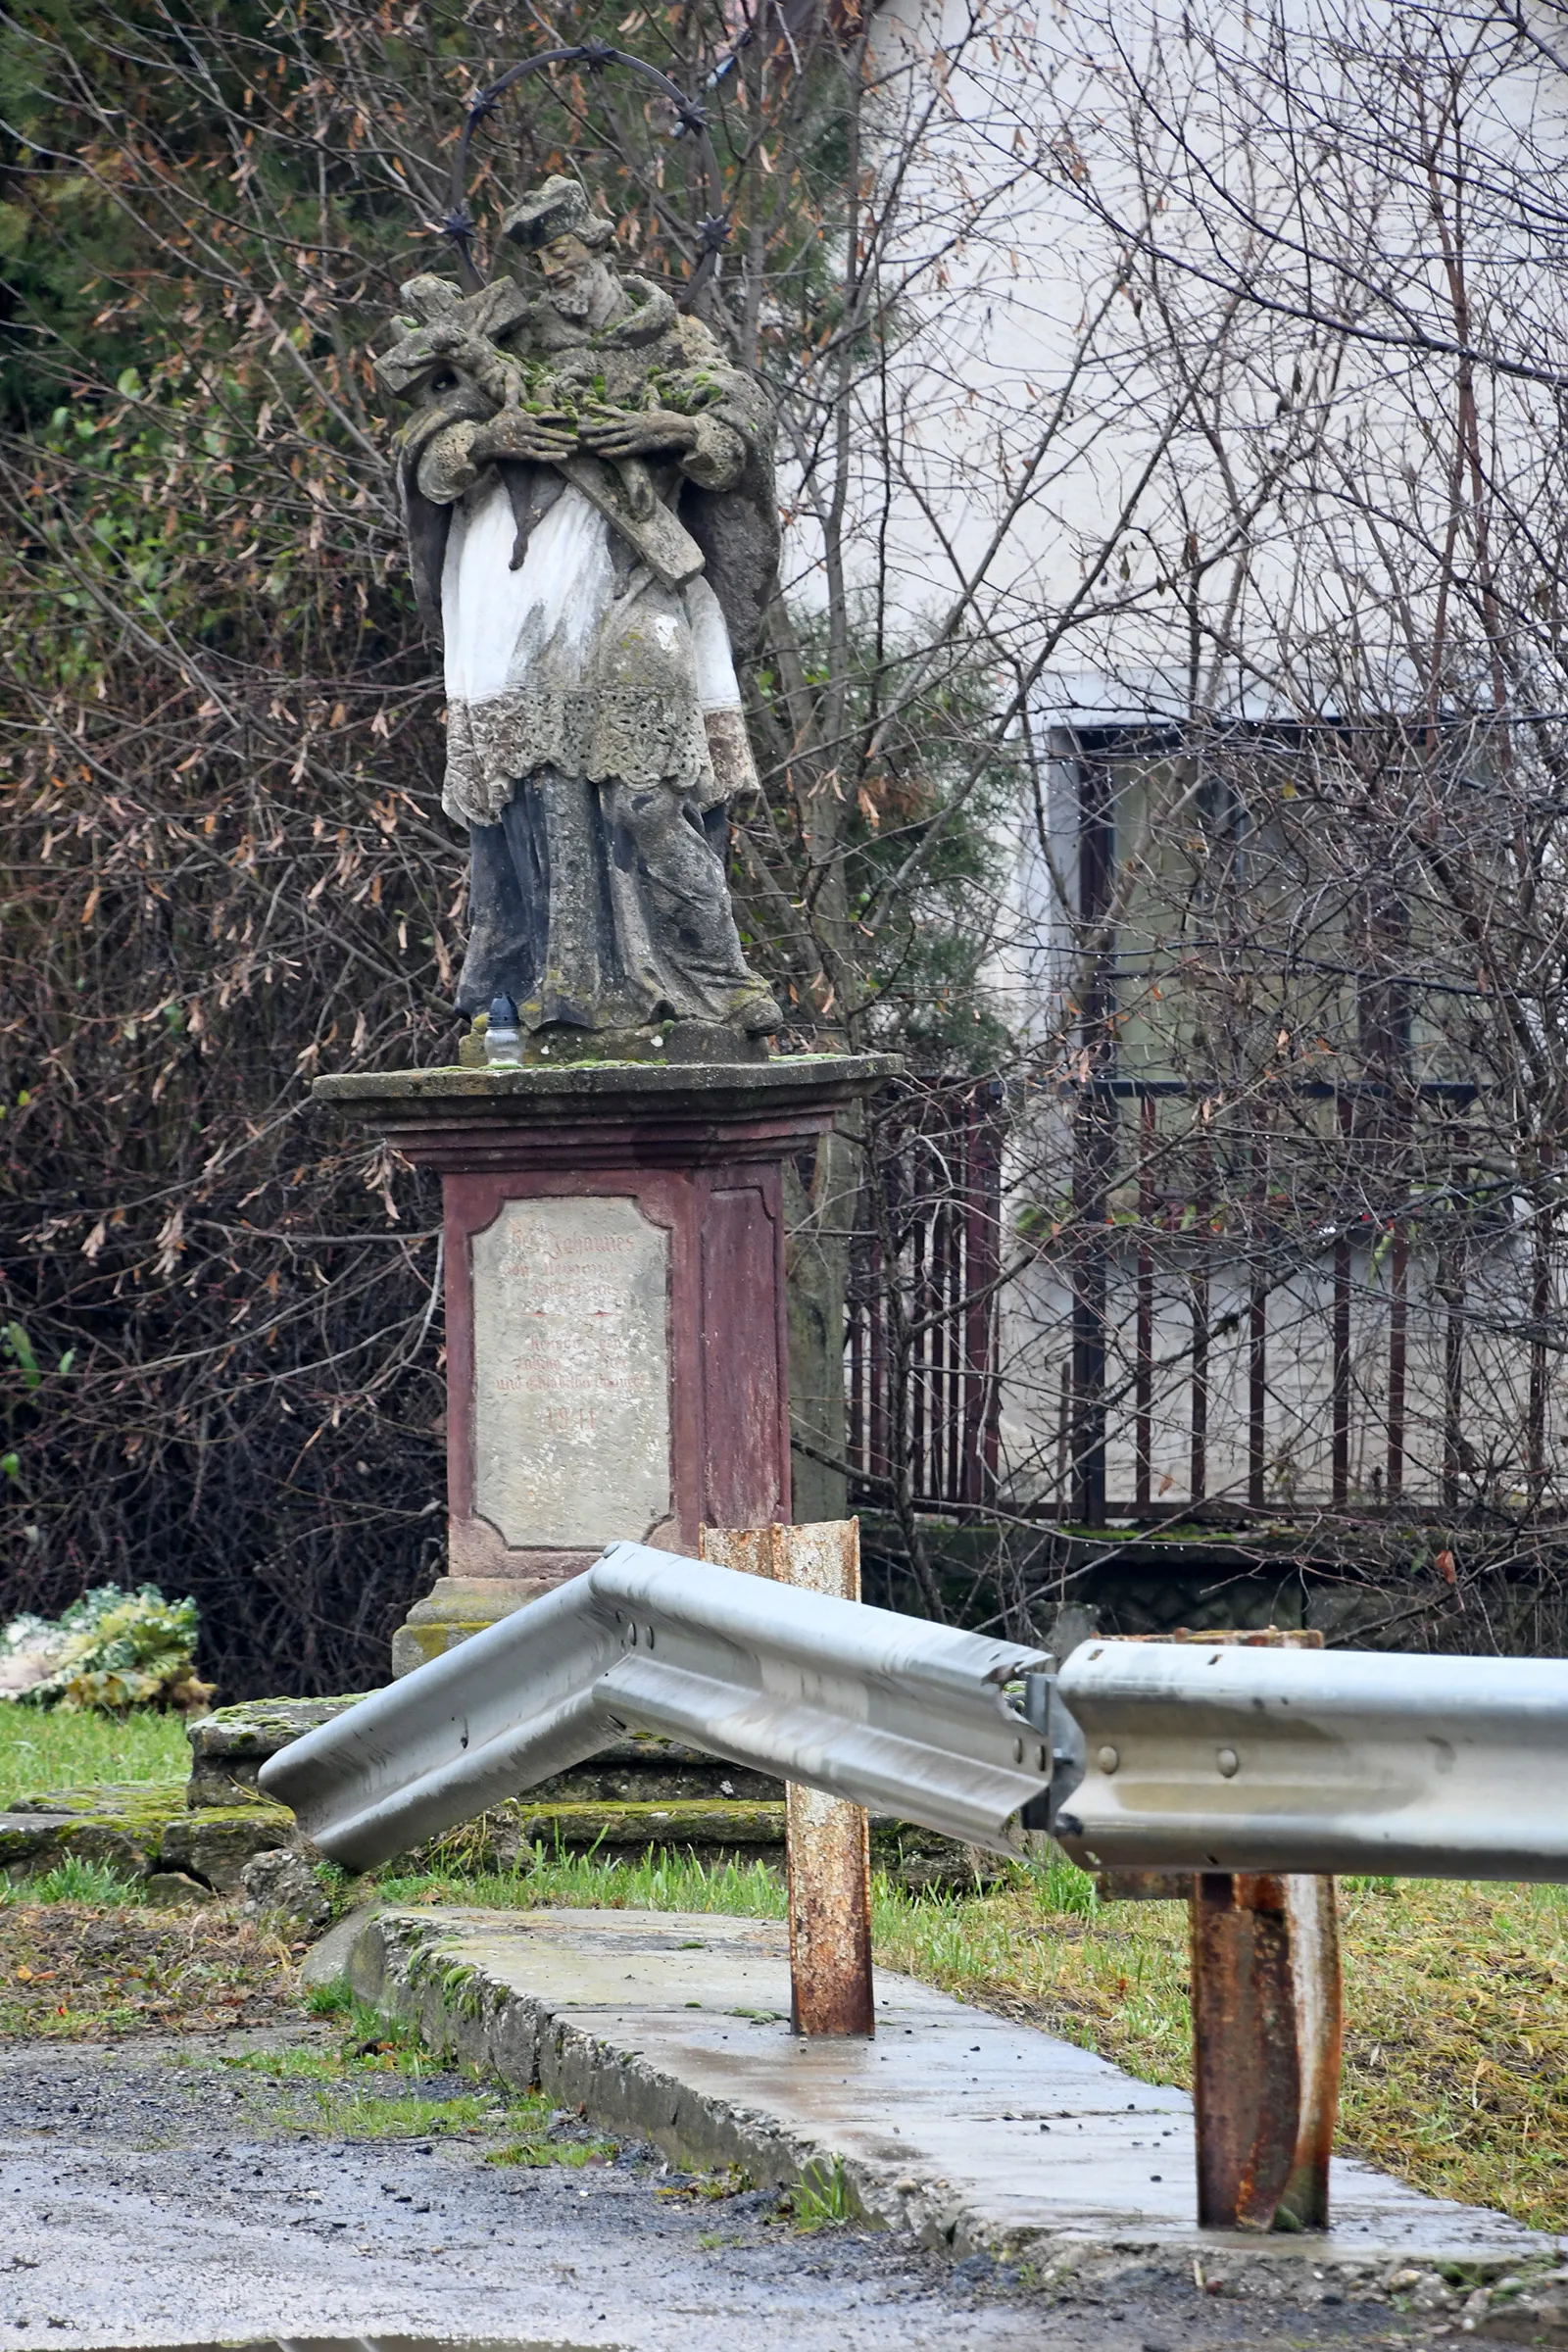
[846,1076,1568,1525]
[846,1078,1004,1509]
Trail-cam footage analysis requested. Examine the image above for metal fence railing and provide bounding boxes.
[846,1079,1004,1510]
[846,1077,1568,1525]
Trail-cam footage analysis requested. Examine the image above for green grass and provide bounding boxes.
[220,1990,555,2140]
[789,2158,856,2232]
[293,2086,511,2138]
[222,1991,432,2078]
[13,1856,146,1906]
[0,1704,192,1805]
[221,1997,618,2158]
[304,1976,360,2018]
[486,2133,618,2168]
[378,1840,791,1918]
[378,1832,1100,1928]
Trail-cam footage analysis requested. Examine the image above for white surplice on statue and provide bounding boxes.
[378,172,784,1047]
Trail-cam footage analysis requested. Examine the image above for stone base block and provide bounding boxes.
[426,1794,1010,1892]
[186,1693,370,1806]
[458,1018,772,1068]
[314,1055,894,1573]
[391,1574,560,1679]
[0,1786,295,1889]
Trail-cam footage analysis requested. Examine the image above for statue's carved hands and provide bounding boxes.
[577,405,700,460]
[468,407,578,465]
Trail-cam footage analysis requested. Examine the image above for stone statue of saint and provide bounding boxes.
[377,175,783,1049]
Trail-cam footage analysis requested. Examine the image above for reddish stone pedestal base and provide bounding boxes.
[314,1056,892,1673]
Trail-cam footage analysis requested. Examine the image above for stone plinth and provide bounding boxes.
[313,1056,895,1671]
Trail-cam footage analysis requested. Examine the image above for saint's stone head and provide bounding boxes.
[499,176,617,320]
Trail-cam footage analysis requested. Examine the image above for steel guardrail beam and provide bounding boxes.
[262,1542,1055,1870]
[258,1570,621,1869]
[1054,1638,1568,1879]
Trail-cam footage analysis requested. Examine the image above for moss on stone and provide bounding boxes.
[516,1799,785,1845]
[1,1817,155,1879]
[188,1696,371,1760]
[159,1804,295,1892]
[9,1780,190,1822]
[184,1693,374,1806]
[0,1783,293,1887]
[0,1820,70,1871]
[389,1622,488,1675]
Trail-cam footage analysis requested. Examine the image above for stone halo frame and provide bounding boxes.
[440,42,730,304]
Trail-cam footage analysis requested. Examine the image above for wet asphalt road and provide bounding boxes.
[0,2031,1432,2352]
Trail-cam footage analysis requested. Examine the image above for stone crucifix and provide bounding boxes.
[377,175,783,1054]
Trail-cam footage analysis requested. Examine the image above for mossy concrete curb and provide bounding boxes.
[336,1904,1560,2308]
[345,1907,832,2201]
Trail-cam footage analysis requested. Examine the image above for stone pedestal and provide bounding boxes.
[313,1056,894,1673]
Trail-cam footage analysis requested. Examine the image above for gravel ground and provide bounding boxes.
[0,2027,1450,2352]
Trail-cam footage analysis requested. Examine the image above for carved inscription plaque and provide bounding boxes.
[470,1196,670,1548]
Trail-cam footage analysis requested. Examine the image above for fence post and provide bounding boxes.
[698,1519,875,2037]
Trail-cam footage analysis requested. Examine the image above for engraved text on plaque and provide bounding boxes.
[470,1196,670,1548]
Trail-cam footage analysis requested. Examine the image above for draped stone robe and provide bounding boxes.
[398,276,781,1035]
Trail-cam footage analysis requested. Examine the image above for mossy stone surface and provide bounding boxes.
[187,1696,372,1759]
[142,1870,213,1906]
[0,1815,76,1873]
[314,1054,897,1112]
[0,1784,294,1887]
[408,1793,1001,1890]
[517,1798,784,1848]
[538,1757,780,1804]
[0,1813,159,1880]
[159,1804,296,1892]
[10,1780,190,1822]
[185,1694,372,1804]
[418,1797,785,1874]
[389,1618,495,1677]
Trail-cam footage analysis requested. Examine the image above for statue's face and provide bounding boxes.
[533,231,612,322]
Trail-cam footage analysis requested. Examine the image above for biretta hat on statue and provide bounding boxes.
[500,175,613,252]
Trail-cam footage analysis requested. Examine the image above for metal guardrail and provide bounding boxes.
[264,1567,1568,2236]
[262,1542,1054,1871]
[1054,1637,1568,1880]
[264,1561,1568,1885]
[265,1556,1568,1883]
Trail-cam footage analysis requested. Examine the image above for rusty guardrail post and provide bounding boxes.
[1191,1867,1343,2230]
[1093,1627,1343,2231]
[700,1519,875,2036]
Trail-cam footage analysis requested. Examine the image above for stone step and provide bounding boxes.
[5,1698,999,1896]
[0,1784,295,1892]
[185,1698,782,1808]
[432,1796,785,1865]
[2,1776,993,1895]
[419,1796,999,1890]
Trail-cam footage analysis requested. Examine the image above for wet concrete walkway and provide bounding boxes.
[347,1905,1557,2291]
